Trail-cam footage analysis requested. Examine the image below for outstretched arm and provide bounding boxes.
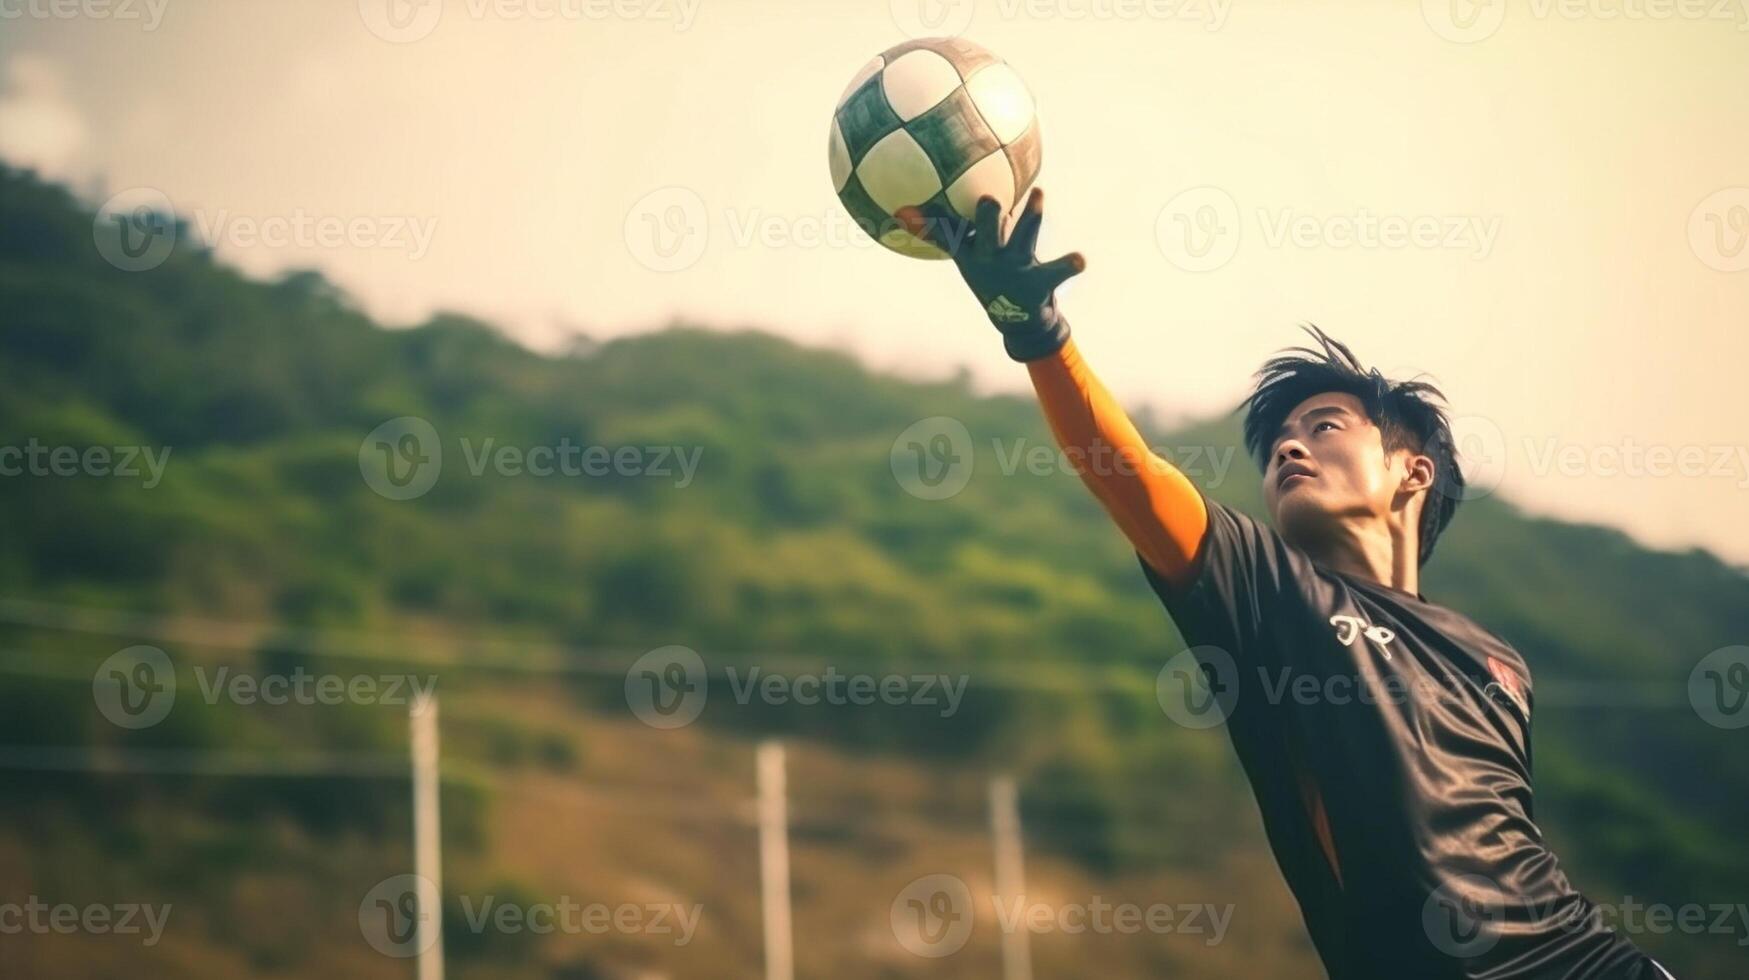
[1026,339,1207,589]
[898,189,1208,590]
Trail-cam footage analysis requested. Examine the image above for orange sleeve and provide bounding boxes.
[1025,338,1209,590]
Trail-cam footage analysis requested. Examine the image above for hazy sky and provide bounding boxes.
[2,0,1745,563]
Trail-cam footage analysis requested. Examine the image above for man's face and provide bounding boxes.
[1261,391,1426,550]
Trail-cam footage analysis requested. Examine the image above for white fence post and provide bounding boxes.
[757,740,794,980]
[990,774,1032,980]
[412,695,445,980]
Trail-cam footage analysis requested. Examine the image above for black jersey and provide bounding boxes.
[1139,493,1669,979]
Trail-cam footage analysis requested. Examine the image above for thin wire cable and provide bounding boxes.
[0,596,1168,686]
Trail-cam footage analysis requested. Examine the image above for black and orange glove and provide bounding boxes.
[898,188,1087,363]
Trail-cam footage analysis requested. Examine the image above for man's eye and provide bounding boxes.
[1314,420,1338,433]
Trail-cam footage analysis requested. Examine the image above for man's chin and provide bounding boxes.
[1274,491,1332,542]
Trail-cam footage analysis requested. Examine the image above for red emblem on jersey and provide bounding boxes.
[1485,656,1527,717]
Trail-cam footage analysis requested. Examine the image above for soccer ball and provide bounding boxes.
[828,37,1041,260]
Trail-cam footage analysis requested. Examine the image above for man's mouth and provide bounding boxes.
[1277,464,1317,489]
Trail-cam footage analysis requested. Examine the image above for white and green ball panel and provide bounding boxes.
[879,36,1001,83]
[836,173,962,260]
[829,37,1042,259]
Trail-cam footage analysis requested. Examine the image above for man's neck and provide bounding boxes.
[1309,514,1420,596]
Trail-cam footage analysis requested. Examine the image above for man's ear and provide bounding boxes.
[1400,452,1436,496]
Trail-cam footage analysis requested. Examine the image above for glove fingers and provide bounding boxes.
[896,202,974,257]
[1035,251,1087,292]
[1006,187,1045,259]
[973,196,1003,258]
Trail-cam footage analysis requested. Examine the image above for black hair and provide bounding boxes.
[1238,324,1463,566]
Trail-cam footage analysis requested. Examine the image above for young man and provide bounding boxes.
[897,191,1674,979]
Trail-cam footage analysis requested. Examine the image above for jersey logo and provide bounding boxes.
[1484,656,1529,721]
[1329,614,1396,659]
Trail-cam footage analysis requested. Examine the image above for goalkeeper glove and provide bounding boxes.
[898,188,1087,363]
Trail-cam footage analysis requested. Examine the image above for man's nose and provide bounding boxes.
[1275,441,1307,467]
